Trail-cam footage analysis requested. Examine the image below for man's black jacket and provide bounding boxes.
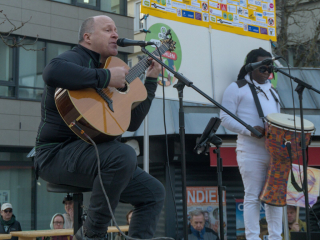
[0,216,22,240]
[36,44,157,148]
[310,196,320,232]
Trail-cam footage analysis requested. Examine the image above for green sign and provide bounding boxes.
[145,23,182,87]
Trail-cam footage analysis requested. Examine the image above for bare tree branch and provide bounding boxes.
[275,0,320,67]
[0,10,45,51]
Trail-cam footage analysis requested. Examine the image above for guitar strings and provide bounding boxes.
[125,43,169,83]
[125,44,166,82]
[116,42,168,92]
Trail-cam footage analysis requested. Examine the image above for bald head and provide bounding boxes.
[78,15,118,62]
[79,15,114,43]
[79,17,95,43]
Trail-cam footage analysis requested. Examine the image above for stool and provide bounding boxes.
[47,182,92,234]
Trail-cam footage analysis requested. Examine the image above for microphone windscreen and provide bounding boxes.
[116,38,125,47]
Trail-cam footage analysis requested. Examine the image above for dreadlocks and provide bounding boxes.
[237,47,272,80]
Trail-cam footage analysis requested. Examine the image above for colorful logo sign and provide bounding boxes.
[202,2,208,11]
[248,25,259,33]
[260,27,268,35]
[220,4,227,11]
[145,24,182,87]
[210,15,217,22]
[182,10,194,19]
[141,0,277,41]
[195,12,202,20]
[268,17,275,26]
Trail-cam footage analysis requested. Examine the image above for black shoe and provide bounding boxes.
[74,226,106,240]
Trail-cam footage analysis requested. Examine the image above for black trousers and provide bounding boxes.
[35,139,165,238]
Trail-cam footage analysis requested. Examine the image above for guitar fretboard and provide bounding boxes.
[125,42,170,83]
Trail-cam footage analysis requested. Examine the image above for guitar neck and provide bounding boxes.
[126,43,169,83]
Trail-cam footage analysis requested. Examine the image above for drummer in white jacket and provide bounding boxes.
[220,48,282,240]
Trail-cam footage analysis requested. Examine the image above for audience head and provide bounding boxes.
[189,209,205,231]
[1,203,13,221]
[203,211,210,222]
[63,195,74,215]
[51,213,65,230]
[287,205,298,224]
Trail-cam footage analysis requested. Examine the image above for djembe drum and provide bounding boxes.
[259,113,314,206]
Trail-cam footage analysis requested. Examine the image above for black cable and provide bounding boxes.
[280,57,320,228]
[280,57,302,180]
[140,25,178,239]
[154,44,180,240]
[71,122,174,240]
[281,57,307,192]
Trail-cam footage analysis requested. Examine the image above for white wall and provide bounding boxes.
[147,16,271,104]
[211,30,271,103]
[148,17,213,104]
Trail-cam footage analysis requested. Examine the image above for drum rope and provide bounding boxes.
[284,139,303,192]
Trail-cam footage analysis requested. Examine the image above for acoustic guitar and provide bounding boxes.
[55,38,176,144]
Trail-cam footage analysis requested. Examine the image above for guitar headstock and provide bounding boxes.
[160,29,176,52]
[160,38,176,52]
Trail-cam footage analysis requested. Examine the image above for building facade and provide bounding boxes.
[1,1,320,239]
[0,0,132,231]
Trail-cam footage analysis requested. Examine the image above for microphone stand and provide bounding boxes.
[141,47,262,240]
[211,137,225,240]
[270,65,320,240]
[194,117,225,240]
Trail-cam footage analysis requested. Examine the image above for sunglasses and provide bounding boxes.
[4,209,12,213]
[259,66,272,73]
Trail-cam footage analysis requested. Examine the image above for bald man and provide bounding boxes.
[35,15,165,240]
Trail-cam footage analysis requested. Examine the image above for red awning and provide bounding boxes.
[210,147,320,167]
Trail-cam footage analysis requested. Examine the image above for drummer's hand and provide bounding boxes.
[291,222,300,232]
[251,126,265,139]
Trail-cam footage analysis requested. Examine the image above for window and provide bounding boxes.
[77,0,97,7]
[46,43,71,64]
[19,40,46,100]
[127,58,132,68]
[0,166,33,230]
[0,147,72,231]
[36,178,66,230]
[0,37,72,101]
[0,40,14,97]
[101,0,126,15]
[0,148,34,230]
[117,52,128,63]
[0,36,129,101]
[0,152,29,161]
[50,0,127,15]
[134,2,144,32]
[52,0,71,3]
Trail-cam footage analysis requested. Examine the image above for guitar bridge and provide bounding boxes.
[96,88,114,112]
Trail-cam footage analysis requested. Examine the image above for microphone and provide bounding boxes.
[116,38,154,47]
[245,57,280,72]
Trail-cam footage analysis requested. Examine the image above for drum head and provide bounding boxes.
[266,113,314,131]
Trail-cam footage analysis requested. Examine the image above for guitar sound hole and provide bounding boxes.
[116,83,128,93]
